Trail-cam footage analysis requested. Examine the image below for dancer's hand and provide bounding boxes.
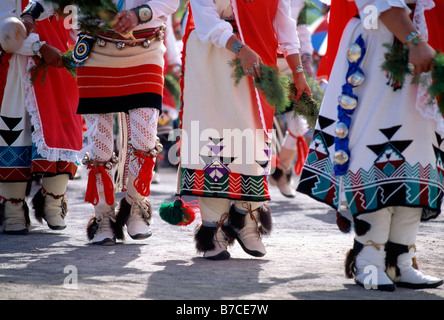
[20,14,34,37]
[113,10,138,36]
[292,72,311,101]
[40,44,64,68]
[408,42,436,74]
[238,45,263,79]
[379,7,435,74]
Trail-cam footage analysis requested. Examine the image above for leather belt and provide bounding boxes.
[96,25,165,49]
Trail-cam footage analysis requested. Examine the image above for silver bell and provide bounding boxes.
[156,31,165,41]
[104,161,113,170]
[81,155,90,166]
[347,71,365,86]
[335,122,349,139]
[155,139,164,153]
[142,39,151,48]
[338,94,357,110]
[347,43,362,63]
[334,150,349,165]
[97,39,106,47]
[111,152,119,164]
[116,42,125,50]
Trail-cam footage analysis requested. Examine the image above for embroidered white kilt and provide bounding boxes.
[297,18,444,217]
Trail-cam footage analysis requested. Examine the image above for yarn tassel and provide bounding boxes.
[85,165,114,206]
[336,211,351,233]
[294,136,308,175]
[159,198,199,226]
[133,151,156,197]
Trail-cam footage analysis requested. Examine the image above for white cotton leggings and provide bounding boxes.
[355,206,422,246]
[198,197,263,224]
[84,108,159,197]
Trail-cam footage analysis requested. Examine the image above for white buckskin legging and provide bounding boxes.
[84,108,159,208]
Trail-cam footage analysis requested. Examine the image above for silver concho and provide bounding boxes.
[334,150,349,165]
[335,122,349,139]
[347,71,365,86]
[97,39,106,47]
[347,43,362,63]
[116,42,125,50]
[139,7,152,22]
[338,94,357,110]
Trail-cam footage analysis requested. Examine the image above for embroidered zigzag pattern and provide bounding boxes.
[181,168,195,190]
[300,161,444,214]
[180,168,269,200]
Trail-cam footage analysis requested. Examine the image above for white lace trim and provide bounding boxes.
[415,73,444,136]
[23,59,81,163]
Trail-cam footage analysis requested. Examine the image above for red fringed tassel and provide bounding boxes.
[294,136,309,175]
[336,211,352,233]
[133,151,156,197]
[178,199,199,226]
[84,165,114,206]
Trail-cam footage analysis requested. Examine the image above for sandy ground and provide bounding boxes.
[0,166,443,302]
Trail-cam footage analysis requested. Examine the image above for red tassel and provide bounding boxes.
[101,166,115,205]
[336,211,352,233]
[85,166,98,205]
[133,151,156,197]
[178,199,199,226]
[294,136,309,175]
[84,165,114,206]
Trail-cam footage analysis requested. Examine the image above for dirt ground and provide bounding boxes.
[0,166,443,302]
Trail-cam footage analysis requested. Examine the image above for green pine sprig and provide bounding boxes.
[45,0,119,35]
[286,74,322,129]
[382,42,444,115]
[429,51,444,115]
[29,49,76,85]
[298,0,321,26]
[380,42,410,90]
[229,58,289,114]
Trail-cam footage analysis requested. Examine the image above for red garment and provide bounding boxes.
[425,1,444,51]
[234,0,279,133]
[178,5,195,131]
[78,64,163,98]
[32,18,83,152]
[0,52,12,104]
[316,1,358,81]
[234,0,278,67]
[180,0,279,133]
